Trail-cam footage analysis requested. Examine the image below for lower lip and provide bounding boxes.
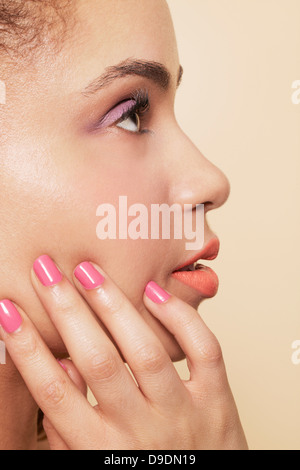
[171,266,219,298]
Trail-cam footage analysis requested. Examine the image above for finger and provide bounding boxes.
[73,261,188,408]
[43,416,69,451]
[57,359,87,396]
[43,359,87,450]
[143,282,229,392]
[31,255,145,421]
[0,299,101,450]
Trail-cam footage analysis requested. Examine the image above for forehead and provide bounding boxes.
[2,0,180,111]
[60,0,179,92]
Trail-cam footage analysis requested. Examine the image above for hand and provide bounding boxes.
[0,255,248,450]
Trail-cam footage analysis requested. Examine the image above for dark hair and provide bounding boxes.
[0,0,72,59]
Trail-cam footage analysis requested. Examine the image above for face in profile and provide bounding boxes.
[0,0,230,361]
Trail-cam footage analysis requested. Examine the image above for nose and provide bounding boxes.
[166,125,231,213]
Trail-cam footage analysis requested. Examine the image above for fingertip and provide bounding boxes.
[144,281,171,304]
[0,299,23,334]
[57,358,68,372]
[73,262,105,291]
[57,358,87,396]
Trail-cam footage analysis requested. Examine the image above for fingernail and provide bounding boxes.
[145,281,171,304]
[74,262,105,290]
[33,255,62,287]
[0,299,23,333]
[57,359,67,372]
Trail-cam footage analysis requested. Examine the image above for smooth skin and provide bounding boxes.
[0,259,247,450]
[0,0,230,360]
[0,0,246,449]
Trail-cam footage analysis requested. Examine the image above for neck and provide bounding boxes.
[0,355,38,450]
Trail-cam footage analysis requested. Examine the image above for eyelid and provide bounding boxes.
[97,99,136,129]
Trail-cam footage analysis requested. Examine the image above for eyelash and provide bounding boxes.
[116,89,150,134]
[94,88,151,135]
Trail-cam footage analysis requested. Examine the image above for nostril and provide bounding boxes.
[194,201,213,213]
[204,201,213,210]
[191,202,212,210]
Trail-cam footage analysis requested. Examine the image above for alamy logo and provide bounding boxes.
[0,341,6,365]
[291,80,300,105]
[0,80,6,105]
[96,197,205,251]
[291,340,300,365]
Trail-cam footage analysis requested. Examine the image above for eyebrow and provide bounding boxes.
[82,59,183,96]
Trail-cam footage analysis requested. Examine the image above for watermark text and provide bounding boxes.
[291,80,300,105]
[0,341,6,365]
[291,340,300,365]
[0,80,6,105]
[96,197,204,251]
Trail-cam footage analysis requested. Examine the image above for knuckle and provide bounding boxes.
[135,343,166,373]
[194,335,223,367]
[102,294,126,318]
[38,376,69,409]
[55,299,74,318]
[172,310,194,331]
[52,294,83,320]
[86,349,119,382]
[13,328,40,365]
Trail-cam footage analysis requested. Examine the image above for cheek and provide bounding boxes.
[0,139,170,352]
[61,167,166,305]
[57,140,175,308]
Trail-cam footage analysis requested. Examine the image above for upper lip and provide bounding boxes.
[172,237,220,272]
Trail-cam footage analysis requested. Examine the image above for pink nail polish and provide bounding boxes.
[57,359,67,372]
[33,255,62,287]
[0,299,23,333]
[74,262,105,290]
[145,281,171,304]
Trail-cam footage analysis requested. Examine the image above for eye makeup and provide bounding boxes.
[95,88,150,133]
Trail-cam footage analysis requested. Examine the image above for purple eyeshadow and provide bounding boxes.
[98,99,136,128]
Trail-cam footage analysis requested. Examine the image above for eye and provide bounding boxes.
[116,110,141,132]
[95,89,150,134]
[115,90,150,134]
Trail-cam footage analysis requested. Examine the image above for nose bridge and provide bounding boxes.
[167,126,231,211]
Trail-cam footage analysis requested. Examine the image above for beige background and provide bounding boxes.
[167,0,300,450]
[88,0,300,450]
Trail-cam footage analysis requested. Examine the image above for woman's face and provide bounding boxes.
[0,0,230,360]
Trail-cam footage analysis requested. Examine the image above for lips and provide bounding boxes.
[173,237,220,271]
[171,238,220,297]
